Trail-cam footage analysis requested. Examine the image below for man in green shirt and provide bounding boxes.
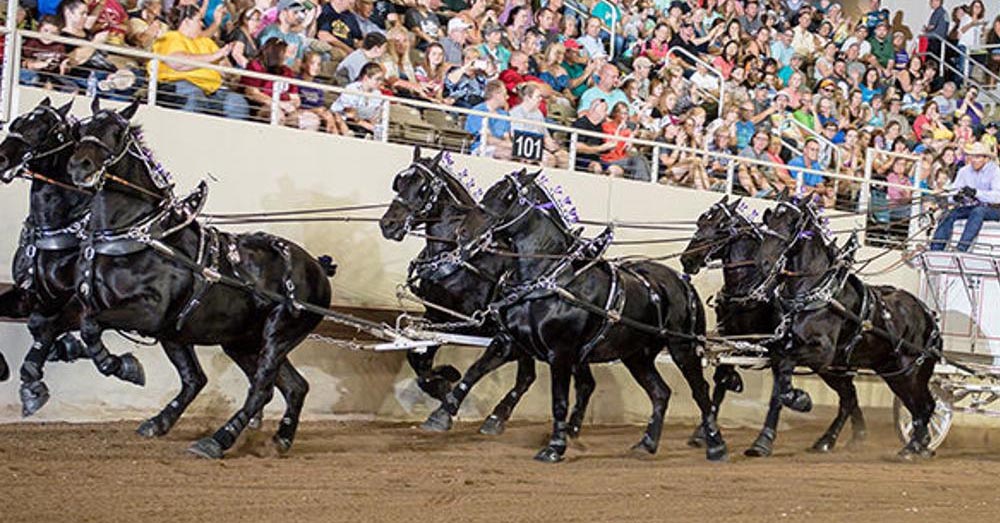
[867,22,893,69]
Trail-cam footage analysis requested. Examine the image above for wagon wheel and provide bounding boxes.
[893,379,953,451]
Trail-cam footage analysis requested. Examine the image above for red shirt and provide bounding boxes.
[498,68,547,116]
[242,61,298,101]
[600,120,631,162]
[88,0,128,38]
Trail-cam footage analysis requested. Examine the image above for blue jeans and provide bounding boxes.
[171,80,249,121]
[930,205,1000,251]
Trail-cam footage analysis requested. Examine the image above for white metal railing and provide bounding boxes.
[779,115,843,172]
[663,46,725,113]
[920,32,1000,109]
[0,28,937,217]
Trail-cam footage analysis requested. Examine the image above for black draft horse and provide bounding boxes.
[380,150,596,436]
[756,197,941,458]
[457,169,726,462]
[66,99,336,458]
[681,195,867,456]
[0,98,145,413]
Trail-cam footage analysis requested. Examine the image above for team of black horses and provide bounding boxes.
[0,99,941,462]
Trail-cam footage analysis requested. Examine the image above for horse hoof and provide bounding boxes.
[248,414,263,431]
[0,355,8,382]
[432,365,461,383]
[810,439,835,453]
[272,435,293,455]
[567,422,583,440]
[533,446,564,463]
[687,425,707,448]
[420,408,453,432]
[117,354,146,386]
[630,439,657,456]
[707,443,729,462]
[20,381,50,417]
[48,335,86,362]
[781,389,812,413]
[187,437,224,460]
[897,444,934,461]
[478,415,506,436]
[744,441,773,458]
[136,417,167,438]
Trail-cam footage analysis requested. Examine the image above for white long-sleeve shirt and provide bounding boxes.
[951,160,1000,204]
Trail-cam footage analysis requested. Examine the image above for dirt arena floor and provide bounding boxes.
[3,415,1000,523]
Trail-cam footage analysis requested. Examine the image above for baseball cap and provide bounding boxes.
[632,56,653,69]
[563,39,581,50]
[277,0,306,11]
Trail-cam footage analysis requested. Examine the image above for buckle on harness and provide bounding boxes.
[24,244,36,258]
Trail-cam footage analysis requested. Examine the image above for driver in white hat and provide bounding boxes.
[930,141,1000,252]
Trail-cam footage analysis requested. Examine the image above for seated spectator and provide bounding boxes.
[930,142,1000,252]
[789,138,836,207]
[444,47,490,108]
[225,7,262,69]
[562,40,596,99]
[886,157,915,222]
[537,42,574,104]
[577,16,607,60]
[415,43,449,101]
[600,101,650,181]
[931,81,958,121]
[478,23,512,72]
[502,6,531,52]
[241,38,312,129]
[59,0,135,92]
[440,17,471,65]
[20,16,76,90]
[317,0,362,59]
[741,131,792,194]
[84,0,129,46]
[578,63,628,113]
[126,0,168,51]
[572,98,619,174]
[353,0,385,37]
[464,80,513,159]
[508,83,567,168]
[153,4,249,119]
[257,0,309,67]
[499,51,548,109]
[331,62,387,136]
[405,0,443,51]
[335,32,387,86]
[299,51,352,135]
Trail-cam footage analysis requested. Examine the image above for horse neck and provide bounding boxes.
[89,151,166,232]
[423,197,468,256]
[507,211,574,280]
[721,233,763,295]
[784,234,832,297]
[27,151,91,229]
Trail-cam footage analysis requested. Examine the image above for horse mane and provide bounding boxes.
[530,173,579,230]
[435,153,480,206]
[126,123,175,194]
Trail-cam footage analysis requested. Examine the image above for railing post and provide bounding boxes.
[939,38,946,78]
[909,159,923,240]
[479,115,489,157]
[1,2,20,122]
[379,99,390,142]
[147,59,159,107]
[567,131,578,172]
[609,5,617,58]
[858,148,873,214]
[725,161,735,196]
[649,145,659,183]
[270,81,283,126]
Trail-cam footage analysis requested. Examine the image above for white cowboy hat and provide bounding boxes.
[965,141,997,158]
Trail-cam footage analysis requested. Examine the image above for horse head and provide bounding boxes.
[379,146,477,241]
[0,97,75,184]
[681,195,746,275]
[66,98,163,198]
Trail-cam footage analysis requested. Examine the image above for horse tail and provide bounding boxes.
[317,255,338,278]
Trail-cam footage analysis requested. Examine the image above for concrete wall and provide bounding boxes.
[0,87,938,432]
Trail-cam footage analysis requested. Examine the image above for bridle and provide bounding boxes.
[2,106,75,183]
[73,114,171,201]
[390,160,475,235]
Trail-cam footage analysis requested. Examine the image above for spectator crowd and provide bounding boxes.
[5,0,1000,211]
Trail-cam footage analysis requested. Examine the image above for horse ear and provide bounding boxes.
[525,169,543,183]
[762,208,772,223]
[40,97,51,107]
[56,100,73,117]
[431,149,445,166]
[777,187,789,201]
[412,145,422,161]
[90,96,100,114]
[118,100,140,120]
[729,197,743,210]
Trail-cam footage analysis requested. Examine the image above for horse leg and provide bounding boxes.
[18,313,60,416]
[534,352,573,463]
[479,353,536,436]
[407,346,460,403]
[422,336,515,432]
[885,358,937,459]
[811,372,861,453]
[78,316,146,387]
[272,360,310,453]
[745,355,796,457]
[690,364,743,448]
[621,351,671,455]
[135,341,206,438]
[188,307,307,459]
[220,345,265,430]
[567,363,596,439]
[670,341,727,461]
[0,351,8,382]
[45,334,87,363]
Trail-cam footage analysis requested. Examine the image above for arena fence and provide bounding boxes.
[0,26,938,248]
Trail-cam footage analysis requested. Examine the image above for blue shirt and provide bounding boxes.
[464,102,511,152]
[951,160,1000,204]
[578,86,629,113]
[735,121,755,151]
[788,156,824,187]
